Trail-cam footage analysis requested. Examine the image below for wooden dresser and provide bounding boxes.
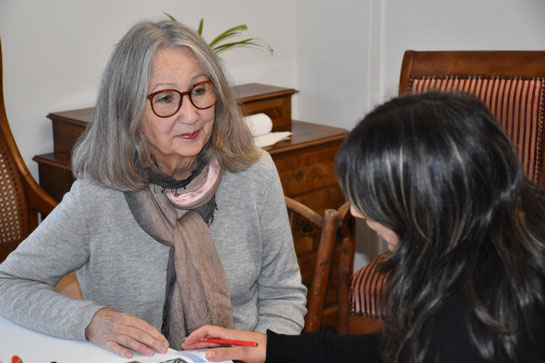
[33,83,348,329]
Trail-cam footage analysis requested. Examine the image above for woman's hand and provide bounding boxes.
[182,325,267,363]
[85,307,169,359]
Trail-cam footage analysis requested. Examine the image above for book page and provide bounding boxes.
[125,349,232,363]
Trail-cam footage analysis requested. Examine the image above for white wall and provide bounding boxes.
[380,0,545,99]
[294,0,373,131]
[0,0,296,178]
[295,0,545,129]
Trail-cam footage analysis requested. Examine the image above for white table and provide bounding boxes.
[0,316,227,363]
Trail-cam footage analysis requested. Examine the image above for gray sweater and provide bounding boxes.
[0,153,307,341]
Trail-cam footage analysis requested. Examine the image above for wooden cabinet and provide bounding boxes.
[33,83,348,329]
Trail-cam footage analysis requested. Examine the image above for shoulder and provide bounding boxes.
[69,178,120,195]
[61,178,125,206]
[33,178,129,238]
[217,151,281,202]
[224,150,276,181]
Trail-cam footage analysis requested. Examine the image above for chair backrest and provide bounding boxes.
[399,50,545,186]
[285,196,339,332]
[0,38,56,258]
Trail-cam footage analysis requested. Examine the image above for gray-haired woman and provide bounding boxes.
[0,20,306,359]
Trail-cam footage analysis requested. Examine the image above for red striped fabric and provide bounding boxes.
[410,76,545,184]
[350,251,389,317]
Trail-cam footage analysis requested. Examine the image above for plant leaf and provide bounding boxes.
[250,37,275,55]
[197,18,204,36]
[161,14,273,56]
[213,38,274,55]
[163,11,177,22]
[208,24,248,47]
[212,39,262,53]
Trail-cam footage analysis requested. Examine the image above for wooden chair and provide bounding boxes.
[338,50,545,334]
[0,38,81,299]
[336,202,384,334]
[285,196,339,332]
[0,39,57,258]
[400,50,545,186]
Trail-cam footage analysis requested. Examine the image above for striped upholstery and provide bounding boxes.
[410,76,545,184]
[350,251,389,317]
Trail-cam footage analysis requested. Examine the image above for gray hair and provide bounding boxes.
[72,20,260,190]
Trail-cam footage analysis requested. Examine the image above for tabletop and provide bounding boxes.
[0,315,228,363]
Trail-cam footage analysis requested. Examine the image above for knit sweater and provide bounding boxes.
[0,152,307,341]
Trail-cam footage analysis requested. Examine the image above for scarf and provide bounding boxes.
[124,158,234,350]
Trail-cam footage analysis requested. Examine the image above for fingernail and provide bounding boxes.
[206,350,216,359]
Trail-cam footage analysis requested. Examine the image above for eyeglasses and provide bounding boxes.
[146,80,218,118]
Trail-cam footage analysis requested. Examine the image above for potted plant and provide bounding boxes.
[164,13,274,55]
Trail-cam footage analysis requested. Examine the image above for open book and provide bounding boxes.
[125,349,232,363]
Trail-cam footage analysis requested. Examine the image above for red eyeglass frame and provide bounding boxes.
[146,80,218,118]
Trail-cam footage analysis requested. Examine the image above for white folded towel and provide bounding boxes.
[243,113,273,136]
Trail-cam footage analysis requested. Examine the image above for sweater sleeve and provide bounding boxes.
[266,330,383,363]
[0,180,103,340]
[254,154,307,334]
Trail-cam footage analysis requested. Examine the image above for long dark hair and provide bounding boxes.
[335,91,545,362]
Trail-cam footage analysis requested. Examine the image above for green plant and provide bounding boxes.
[164,13,274,55]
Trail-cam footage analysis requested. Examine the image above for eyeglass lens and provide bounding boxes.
[151,81,217,117]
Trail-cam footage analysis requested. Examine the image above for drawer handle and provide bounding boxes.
[293,170,305,181]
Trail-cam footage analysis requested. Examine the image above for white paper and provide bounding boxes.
[125,349,232,363]
[254,131,292,148]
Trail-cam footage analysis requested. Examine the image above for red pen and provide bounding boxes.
[199,338,258,347]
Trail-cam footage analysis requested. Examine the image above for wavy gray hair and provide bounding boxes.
[72,20,260,190]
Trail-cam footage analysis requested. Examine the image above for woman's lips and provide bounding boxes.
[178,130,200,140]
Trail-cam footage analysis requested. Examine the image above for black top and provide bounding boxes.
[265,289,545,363]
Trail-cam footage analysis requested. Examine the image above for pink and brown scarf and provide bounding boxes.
[124,158,233,349]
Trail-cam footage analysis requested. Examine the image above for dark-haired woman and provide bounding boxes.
[183,91,545,363]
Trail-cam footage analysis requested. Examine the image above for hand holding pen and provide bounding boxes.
[182,325,266,363]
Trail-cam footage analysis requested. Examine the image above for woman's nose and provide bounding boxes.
[176,94,199,124]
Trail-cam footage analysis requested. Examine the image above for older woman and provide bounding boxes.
[0,20,306,359]
[183,92,545,363]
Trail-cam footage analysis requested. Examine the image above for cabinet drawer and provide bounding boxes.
[235,83,296,129]
[48,108,91,155]
[240,95,292,129]
[291,186,345,213]
[274,145,340,197]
